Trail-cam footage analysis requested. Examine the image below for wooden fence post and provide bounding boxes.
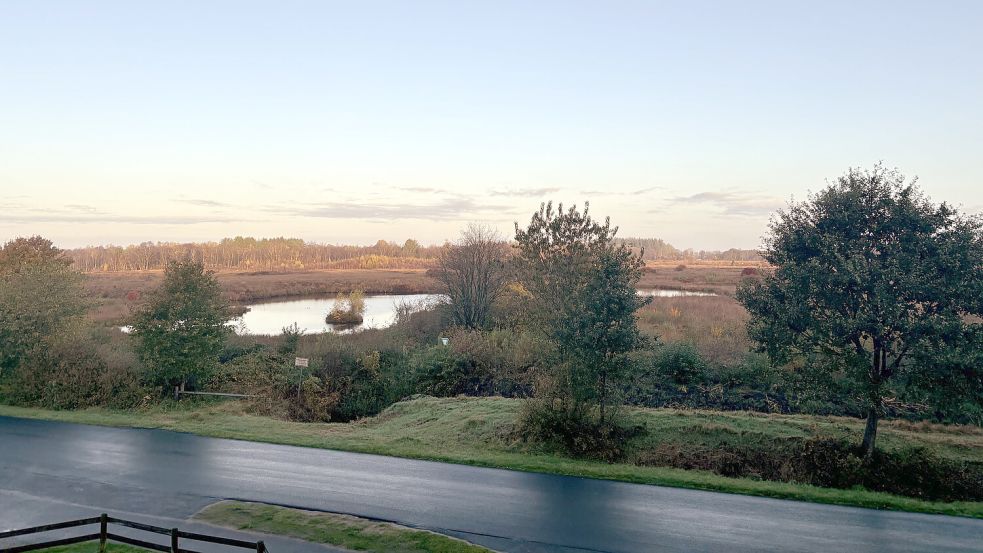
[99,513,107,553]
[171,528,179,552]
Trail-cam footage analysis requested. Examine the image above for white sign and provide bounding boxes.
[295,357,309,367]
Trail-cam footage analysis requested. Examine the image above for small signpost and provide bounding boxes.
[294,357,309,397]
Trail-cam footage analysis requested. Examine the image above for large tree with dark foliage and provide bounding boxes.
[131,260,232,392]
[515,202,650,423]
[738,165,983,456]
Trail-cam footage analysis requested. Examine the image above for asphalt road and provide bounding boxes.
[1,416,981,553]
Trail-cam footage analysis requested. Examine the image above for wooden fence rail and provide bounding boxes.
[0,513,266,553]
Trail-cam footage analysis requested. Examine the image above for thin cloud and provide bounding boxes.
[174,198,231,208]
[490,187,562,197]
[266,197,517,222]
[396,186,453,194]
[580,186,663,196]
[668,190,786,216]
[3,212,237,225]
[63,204,102,213]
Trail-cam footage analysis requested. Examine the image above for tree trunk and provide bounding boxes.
[860,344,884,458]
[861,406,878,457]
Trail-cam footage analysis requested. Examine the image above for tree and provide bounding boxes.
[435,224,511,330]
[738,165,983,456]
[131,260,232,392]
[514,202,650,423]
[0,237,86,375]
[0,236,70,275]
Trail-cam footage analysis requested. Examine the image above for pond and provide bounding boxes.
[235,293,441,335]
[122,289,717,336]
[235,288,715,335]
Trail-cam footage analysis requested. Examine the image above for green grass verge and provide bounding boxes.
[196,500,492,553]
[2,396,981,518]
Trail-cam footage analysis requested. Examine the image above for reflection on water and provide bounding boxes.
[236,294,440,335]
[236,289,714,335]
[121,289,714,336]
[636,289,717,297]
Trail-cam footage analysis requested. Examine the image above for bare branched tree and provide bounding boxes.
[436,224,510,330]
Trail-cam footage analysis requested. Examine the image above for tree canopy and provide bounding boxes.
[131,260,232,391]
[0,237,86,375]
[738,165,983,455]
[515,202,650,422]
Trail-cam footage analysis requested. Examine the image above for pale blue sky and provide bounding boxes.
[1,1,981,249]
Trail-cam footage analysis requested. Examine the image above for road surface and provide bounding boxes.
[1,416,980,552]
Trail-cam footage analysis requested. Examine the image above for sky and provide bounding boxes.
[1,1,982,251]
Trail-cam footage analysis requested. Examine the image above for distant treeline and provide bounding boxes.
[618,237,762,262]
[67,237,445,272]
[66,236,761,272]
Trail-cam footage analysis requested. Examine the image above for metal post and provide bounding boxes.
[99,514,108,553]
[257,540,266,553]
[171,528,179,552]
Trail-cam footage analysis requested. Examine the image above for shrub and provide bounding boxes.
[410,345,485,397]
[1,330,144,410]
[518,396,645,462]
[653,342,706,386]
[635,434,983,502]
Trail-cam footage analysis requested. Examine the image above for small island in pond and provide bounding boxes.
[326,289,366,325]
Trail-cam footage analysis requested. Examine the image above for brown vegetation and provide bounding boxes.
[637,295,751,365]
[639,262,769,295]
[84,269,440,324]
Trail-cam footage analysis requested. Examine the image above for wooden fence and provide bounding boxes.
[0,513,267,553]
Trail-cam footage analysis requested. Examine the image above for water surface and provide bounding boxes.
[236,293,440,335]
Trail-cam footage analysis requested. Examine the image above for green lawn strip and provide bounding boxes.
[2,397,981,519]
[195,500,492,553]
[30,541,149,552]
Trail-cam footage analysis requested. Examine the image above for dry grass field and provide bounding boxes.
[639,261,769,295]
[637,295,751,365]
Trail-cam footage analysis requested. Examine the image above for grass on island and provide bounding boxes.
[196,501,492,553]
[1,396,981,519]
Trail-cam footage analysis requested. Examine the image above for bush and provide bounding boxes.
[410,346,483,396]
[518,397,645,462]
[1,329,144,410]
[635,434,983,502]
[654,342,706,386]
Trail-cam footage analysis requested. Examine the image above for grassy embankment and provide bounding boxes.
[195,501,492,553]
[2,396,980,518]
